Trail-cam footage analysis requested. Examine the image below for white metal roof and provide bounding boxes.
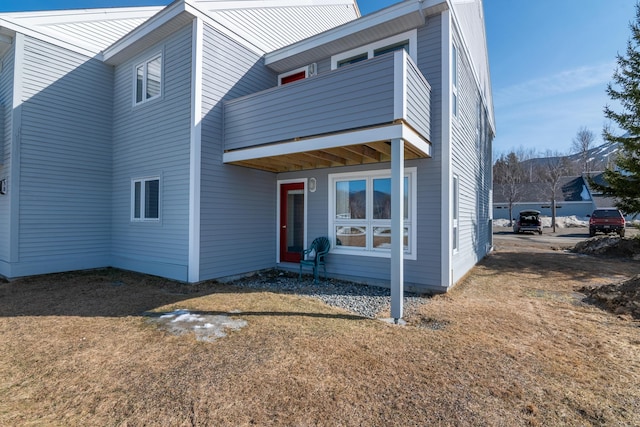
[0,0,359,61]
[0,7,163,57]
[206,5,358,52]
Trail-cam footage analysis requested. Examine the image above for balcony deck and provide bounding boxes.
[223,50,431,172]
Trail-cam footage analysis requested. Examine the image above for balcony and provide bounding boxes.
[223,50,431,172]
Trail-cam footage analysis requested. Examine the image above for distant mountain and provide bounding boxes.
[519,141,621,175]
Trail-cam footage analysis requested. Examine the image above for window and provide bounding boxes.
[280,71,305,85]
[453,174,459,252]
[337,53,368,68]
[373,41,409,57]
[452,44,458,117]
[135,54,162,105]
[329,169,416,259]
[331,30,417,69]
[132,177,160,221]
[278,65,310,86]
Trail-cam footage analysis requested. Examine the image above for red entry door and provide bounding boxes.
[280,182,305,263]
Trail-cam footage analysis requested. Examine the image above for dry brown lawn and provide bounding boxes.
[1,233,640,426]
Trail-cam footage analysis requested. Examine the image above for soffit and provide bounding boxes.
[228,141,428,173]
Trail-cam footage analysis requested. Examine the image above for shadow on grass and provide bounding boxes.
[0,267,368,320]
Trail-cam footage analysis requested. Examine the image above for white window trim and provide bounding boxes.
[278,65,309,86]
[133,52,163,106]
[331,30,418,70]
[328,168,417,260]
[131,176,161,222]
[453,174,459,253]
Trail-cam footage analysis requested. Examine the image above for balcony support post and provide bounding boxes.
[390,137,404,322]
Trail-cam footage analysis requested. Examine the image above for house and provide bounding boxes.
[0,0,495,319]
[493,173,633,221]
[493,176,594,220]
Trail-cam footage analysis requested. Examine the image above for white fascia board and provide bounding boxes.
[400,124,431,157]
[0,17,99,57]
[103,1,191,62]
[224,124,405,163]
[265,0,445,66]
[223,123,430,164]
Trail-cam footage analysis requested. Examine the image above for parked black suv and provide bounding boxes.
[589,208,625,237]
[513,210,543,235]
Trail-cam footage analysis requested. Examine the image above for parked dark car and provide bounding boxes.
[513,210,542,235]
[588,208,625,237]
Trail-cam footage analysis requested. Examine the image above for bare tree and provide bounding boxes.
[493,152,524,225]
[571,126,596,173]
[539,150,573,232]
[515,146,539,181]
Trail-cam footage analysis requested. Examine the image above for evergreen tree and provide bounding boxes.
[594,4,640,216]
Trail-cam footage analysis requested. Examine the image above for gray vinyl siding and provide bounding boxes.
[273,18,446,293]
[0,45,14,265]
[413,16,444,290]
[278,159,442,292]
[111,24,192,280]
[450,27,492,283]
[405,57,431,140]
[199,23,278,280]
[13,36,112,276]
[315,57,331,75]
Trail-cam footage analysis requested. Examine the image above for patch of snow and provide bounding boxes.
[494,216,589,228]
[172,313,205,323]
[148,309,248,342]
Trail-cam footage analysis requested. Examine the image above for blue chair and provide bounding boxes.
[299,237,330,283]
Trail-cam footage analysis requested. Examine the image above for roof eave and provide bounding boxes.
[102,0,196,65]
[264,0,447,74]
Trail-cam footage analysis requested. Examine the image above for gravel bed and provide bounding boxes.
[231,270,429,319]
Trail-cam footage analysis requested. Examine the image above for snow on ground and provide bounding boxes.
[494,216,589,228]
[148,309,248,342]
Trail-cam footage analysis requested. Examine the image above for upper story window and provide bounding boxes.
[132,177,160,221]
[337,53,368,68]
[135,54,162,105]
[329,168,417,259]
[278,66,308,85]
[331,30,417,70]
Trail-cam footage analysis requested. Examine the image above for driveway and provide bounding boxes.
[493,226,639,252]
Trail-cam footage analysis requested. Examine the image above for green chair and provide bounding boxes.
[299,237,331,283]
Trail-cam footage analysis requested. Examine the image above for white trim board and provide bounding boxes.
[223,123,431,164]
